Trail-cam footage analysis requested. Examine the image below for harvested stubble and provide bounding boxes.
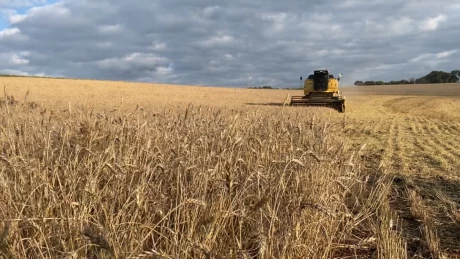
[0,97,403,258]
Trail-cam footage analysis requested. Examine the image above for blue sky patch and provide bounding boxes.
[0,0,58,30]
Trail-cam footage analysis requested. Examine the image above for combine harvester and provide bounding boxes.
[289,70,345,113]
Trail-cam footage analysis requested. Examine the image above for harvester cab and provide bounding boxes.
[289,70,345,113]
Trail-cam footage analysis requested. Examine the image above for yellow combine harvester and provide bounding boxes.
[290,70,345,113]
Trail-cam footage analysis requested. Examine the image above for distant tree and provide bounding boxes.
[355,69,458,86]
[452,70,460,82]
[364,81,376,85]
[415,77,428,84]
[400,80,410,84]
[416,71,457,84]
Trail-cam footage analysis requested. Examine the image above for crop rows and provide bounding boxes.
[345,95,460,258]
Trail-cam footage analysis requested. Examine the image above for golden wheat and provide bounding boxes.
[0,89,394,258]
[1,76,460,258]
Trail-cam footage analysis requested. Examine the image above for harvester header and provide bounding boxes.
[289,70,345,113]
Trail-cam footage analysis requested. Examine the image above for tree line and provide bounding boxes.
[354,70,460,86]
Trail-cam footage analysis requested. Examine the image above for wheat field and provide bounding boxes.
[0,77,460,258]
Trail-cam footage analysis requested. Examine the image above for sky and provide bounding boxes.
[0,0,459,88]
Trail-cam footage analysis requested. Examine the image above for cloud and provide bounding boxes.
[98,24,122,34]
[0,0,459,87]
[95,52,169,72]
[9,53,29,65]
[0,26,19,36]
[0,0,54,27]
[419,15,446,31]
[409,49,458,62]
[436,49,458,58]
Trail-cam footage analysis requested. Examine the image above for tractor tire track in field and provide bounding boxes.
[374,115,458,258]
[378,117,396,171]
[389,176,434,258]
[425,119,460,169]
[404,115,460,257]
[417,116,460,173]
[378,115,411,174]
[405,115,440,174]
[383,116,435,258]
[440,120,460,136]
[350,95,460,258]
[412,176,460,256]
[396,117,413,173]
[372,115,434,258]
[391,174,460,258]
[411,116,448,173]
[426,118,460,151]
[392,117,407,173]
[371,117,385,135]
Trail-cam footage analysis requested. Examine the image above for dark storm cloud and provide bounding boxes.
[0,0,459,87]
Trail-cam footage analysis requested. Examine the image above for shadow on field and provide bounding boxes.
[390,173,460,257]
[245,102,284,107]
[357,147,460,257]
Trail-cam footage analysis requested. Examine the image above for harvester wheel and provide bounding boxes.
[338,101,345,113]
